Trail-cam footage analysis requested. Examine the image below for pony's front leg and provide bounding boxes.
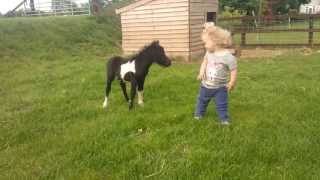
[137,79,145,106]
[129,79,137,110]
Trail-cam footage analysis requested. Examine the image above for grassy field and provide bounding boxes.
[1,16,320,179]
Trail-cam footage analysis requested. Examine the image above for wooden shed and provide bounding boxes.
[116,0,218,61]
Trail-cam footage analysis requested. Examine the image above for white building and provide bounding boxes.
[300,0,320,14]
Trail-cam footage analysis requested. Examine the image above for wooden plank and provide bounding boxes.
[191,0,217,3]
[190,49,205,54]
[190,24,204,30]
[191,46,205,51]
[134,2,188,11]
[190,49,205,57]
[121,11,188,20]
[123,7,188,16]
[190,12,205,16]
[150,0,188,5]
[190,36,202,41]
[123,34,189,40]
[190,15,204,20]
[123,28,189,34]
[190,28,202,34]
[190,7,217,13]
[124,50,189,56]
[123,43,189,49]
[122,25,188,32]
[191,40,204,46]
[121,15,188,23]
[124,47,189,52]
[123,30,189,36]
[122,20,188,28]
[191,2,218,7]
[123,39,189,44]
[190,3,218,12]
[122,9,152,15]
[191,35,202,41]
[190,19,205,26]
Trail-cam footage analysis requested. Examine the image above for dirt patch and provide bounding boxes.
[173,48,319,63]
[239,47,320,59]
[239,48,286,59]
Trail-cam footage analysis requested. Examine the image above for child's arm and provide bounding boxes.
[227,68,237,92]
[197,55,208,80]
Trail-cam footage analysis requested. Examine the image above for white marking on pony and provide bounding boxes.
[138,91,144,106]
[102,97,108,108]
[120,60,136,79]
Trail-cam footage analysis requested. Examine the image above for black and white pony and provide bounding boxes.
[103,41,171,110]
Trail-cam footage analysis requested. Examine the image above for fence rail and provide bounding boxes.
[6,0,91,17]
[218,14,320,48]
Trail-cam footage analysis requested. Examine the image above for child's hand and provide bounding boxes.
[226,82,235,92]
[197,74,204,81]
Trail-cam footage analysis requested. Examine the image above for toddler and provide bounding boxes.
[194,23,238,125]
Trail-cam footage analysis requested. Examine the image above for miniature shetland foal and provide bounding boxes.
[103,41,171,110]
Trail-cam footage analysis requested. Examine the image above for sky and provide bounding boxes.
[0,0,23,14]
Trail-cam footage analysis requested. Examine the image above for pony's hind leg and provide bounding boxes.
[119,80,129,102]
[127,73,137,110]
[103,69,116,109]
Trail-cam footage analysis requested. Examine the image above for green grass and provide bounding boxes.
[1,16,320,179]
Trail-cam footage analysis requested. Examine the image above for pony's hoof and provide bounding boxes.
[138,101,144,107]
[128,100,133,110]
[102,99,108,109]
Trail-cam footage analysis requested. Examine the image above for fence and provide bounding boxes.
[217,14,320,48]
[6,0,91,17]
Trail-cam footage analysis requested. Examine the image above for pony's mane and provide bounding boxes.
[130,41,159,61]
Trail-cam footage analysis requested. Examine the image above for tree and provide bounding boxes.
[30,0,35,11]
[271,0,310,14]
[220,0,311,15]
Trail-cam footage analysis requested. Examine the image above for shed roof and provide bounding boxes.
[116,0,154,14]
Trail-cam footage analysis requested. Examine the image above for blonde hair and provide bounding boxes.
[201,23,233,52]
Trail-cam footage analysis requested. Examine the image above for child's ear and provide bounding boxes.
[231,47,241,57]
[203,22,215,29]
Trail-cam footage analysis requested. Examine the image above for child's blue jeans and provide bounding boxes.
[195,85,229,122]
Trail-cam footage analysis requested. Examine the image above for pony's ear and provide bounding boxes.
[152,40,160,45]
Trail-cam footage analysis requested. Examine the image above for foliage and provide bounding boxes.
[220,0,311,15]
[220,0,261,15]
[1,16,320,179]
[272,0,311,14]
[220,6,246,17]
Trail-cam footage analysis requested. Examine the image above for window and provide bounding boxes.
[206,12,216,23]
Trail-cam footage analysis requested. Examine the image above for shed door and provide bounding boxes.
[206,12,216,23]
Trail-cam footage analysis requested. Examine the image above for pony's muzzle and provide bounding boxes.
[164,57,171,67]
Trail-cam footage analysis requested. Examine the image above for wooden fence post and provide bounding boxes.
[308,15,314,47]
[241,32,246,46]
[241,19,246,46]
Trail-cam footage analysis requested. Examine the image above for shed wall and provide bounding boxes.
[121,0,190,58]
[189,0,218,59]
